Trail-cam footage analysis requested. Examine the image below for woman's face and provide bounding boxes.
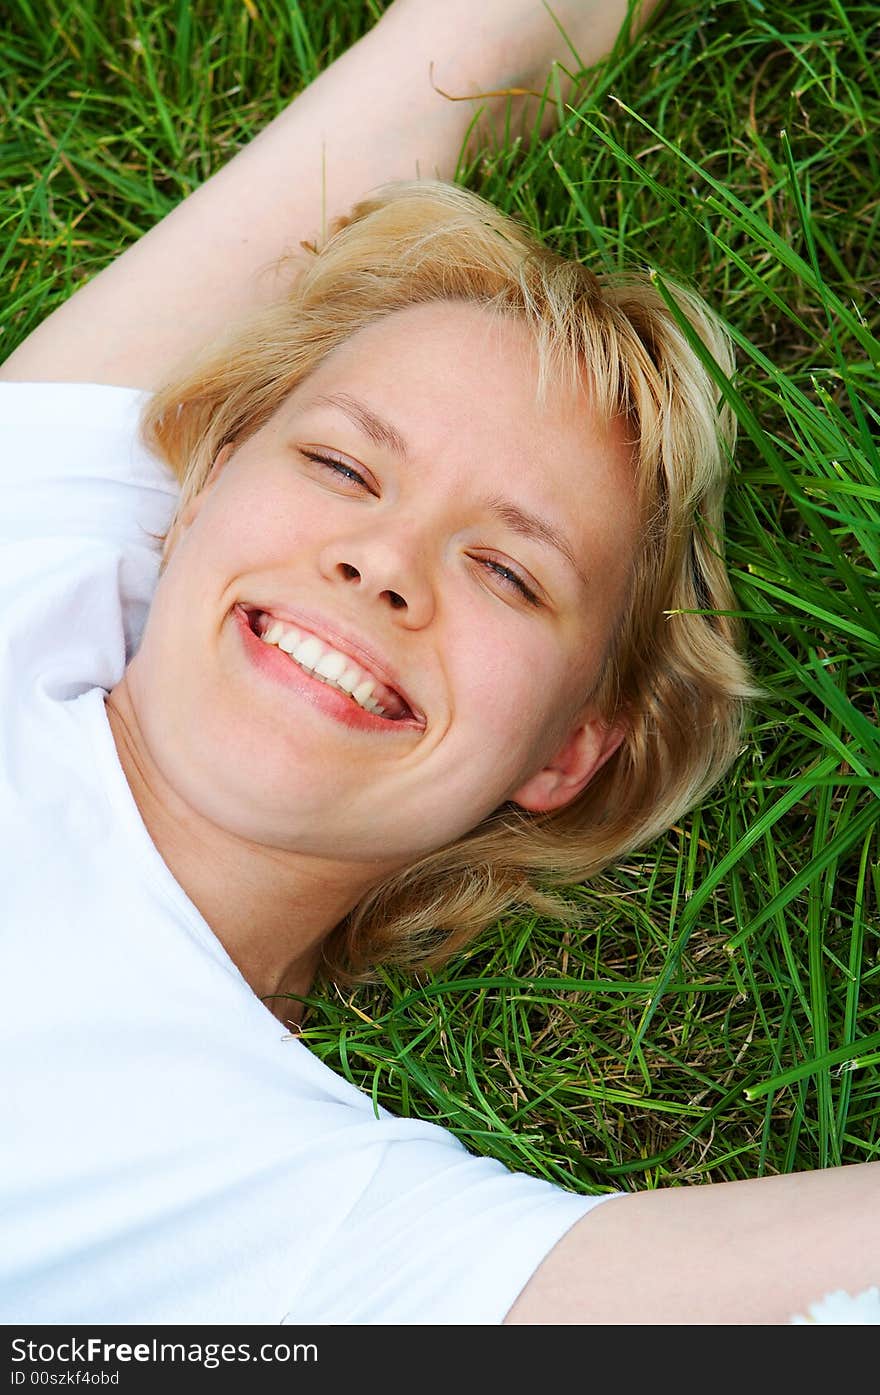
[129,301,639,871]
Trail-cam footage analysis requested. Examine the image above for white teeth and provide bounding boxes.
[352,678,376,705]
[252,611,407,721]
[290,635,324,669]
[313,650,349,682]
[336,667,362,695]
[276,627,303,654]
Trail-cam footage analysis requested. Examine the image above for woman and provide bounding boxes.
[1,0,877,1324]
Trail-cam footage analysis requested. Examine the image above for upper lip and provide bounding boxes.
[241,602,425,725]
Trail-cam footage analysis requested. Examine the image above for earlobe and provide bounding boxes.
[509,713,627,815]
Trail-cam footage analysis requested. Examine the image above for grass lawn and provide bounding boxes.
[3,0,878,1194]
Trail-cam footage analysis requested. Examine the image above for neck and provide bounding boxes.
[103,680,386,1024]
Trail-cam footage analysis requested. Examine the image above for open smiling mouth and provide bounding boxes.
[237,605,421,726]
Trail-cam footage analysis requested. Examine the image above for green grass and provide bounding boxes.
[3,0,878,1192]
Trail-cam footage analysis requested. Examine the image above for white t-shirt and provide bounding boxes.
[0,382,617,1325]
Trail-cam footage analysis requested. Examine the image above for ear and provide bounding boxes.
[508,711,627,815]
[162,443,234,565]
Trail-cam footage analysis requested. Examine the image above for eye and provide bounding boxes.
[300,449,372,490]
[479,558,541,607]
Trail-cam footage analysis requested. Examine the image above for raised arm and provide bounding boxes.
[0,0,655,393]
[505,1160,880,1323]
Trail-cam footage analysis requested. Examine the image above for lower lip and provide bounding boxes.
[232,604,418,735]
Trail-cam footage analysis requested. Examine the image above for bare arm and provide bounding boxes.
[0,0,655,393]
[505,1161,880,1323]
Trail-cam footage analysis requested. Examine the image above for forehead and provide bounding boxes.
[314,299,540,402]
[280,300,634,490]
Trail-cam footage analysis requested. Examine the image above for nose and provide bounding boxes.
[319,521,436,625]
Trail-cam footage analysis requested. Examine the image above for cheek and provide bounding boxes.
[456,626,572,752]
[189,475,312,569]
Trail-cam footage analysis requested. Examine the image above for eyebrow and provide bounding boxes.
[483,497,591,591]
[310,391,409,462]
[306,390,591,590]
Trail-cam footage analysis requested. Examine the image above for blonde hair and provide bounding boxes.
[141,178,763,984]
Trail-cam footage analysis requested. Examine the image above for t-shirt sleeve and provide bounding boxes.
[0,382,180,695]
[281,1121,623,1324]
[0,381,178,549]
